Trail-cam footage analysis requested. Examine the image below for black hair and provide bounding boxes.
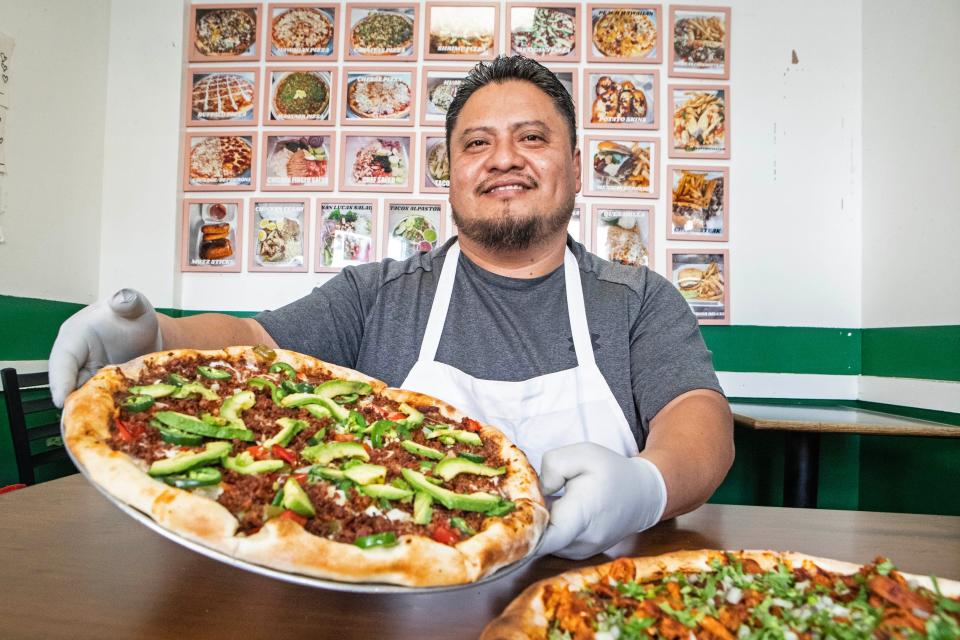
[445,55,577,154]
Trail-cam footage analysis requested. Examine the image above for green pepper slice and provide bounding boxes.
[458,452,485,464]
[269,362,297,379]
[450,517,476,537]
[249,377,287,406]
[166,373,190,386]
[162,466,222,489]
[197,365,232,380]
[281,379,313,395]
[253,344,276,361]
[158,427,204,447]
[353,532,397,549]
[121,395,155,413]
[369,420,398,449]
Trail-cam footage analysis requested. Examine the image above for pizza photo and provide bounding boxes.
[481,550,960,639]
[509,6,577,58]
[187,135,253,188]
[344,72,413,121]
[264,135,331,189]
[193,7,258,59]
[270,70,332,122]
[61,347,547,587]
[270,6,335,57]
[349,8,416,57]
[189,71,257,123]
[590,6,659,61]
[427,5,497,57]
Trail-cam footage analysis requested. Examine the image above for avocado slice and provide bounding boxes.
[222,453,284,475]
[148,441,231,477]
[129,383,177,398]
[397,402,424,428]
[413,491,433,525]
[170,382,219,401]
[309,466,345,481]
[303,404,331,420]
[220,390,255,426]
[425,428,482,447]
[154,411,254,441]
[342,463,386,486]
[314,379,372,400]
[400,440,445,460]
[281,477,316,518]
[279,393,327,408]
[300,441,369,465]
[400,469,501,513]
[433,458,506,481]
[263,417,307,448]
[360,483,413,501]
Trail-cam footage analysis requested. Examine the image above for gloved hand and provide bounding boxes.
[537,443,667,559]
[49,289,163,408]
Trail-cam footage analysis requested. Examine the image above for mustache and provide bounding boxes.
[474,174,538,195]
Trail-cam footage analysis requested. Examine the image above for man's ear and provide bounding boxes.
[573,147,582,193]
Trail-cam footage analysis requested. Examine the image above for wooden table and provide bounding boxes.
[2,475,959,639]
[731,403,960,509]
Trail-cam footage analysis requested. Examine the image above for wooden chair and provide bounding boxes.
[1,368,76,485]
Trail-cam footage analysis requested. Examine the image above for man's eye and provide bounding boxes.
[466,139,487,148]
[522,134,545,142]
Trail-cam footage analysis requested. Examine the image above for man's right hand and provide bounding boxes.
[49,289,163,408]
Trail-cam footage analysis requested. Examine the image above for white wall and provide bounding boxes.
[0,0,111,303]
[862,0,960,328]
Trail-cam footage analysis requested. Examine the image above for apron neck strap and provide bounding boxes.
[417,240,596,367]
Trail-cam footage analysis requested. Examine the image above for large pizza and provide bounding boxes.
[191,73,256,119]
[271,7,333,52]
[592,9,657,59]
[62,347,547,587]
[482,550,960,638]
[195,8,257,56]
[189,136,252,181]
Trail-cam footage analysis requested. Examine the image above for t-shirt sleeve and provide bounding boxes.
[254,263,381,369]
[630,270,724,435]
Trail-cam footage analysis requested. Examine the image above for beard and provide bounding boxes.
[451,193,574,251]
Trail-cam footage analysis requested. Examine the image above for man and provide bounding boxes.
[49,56,733,559]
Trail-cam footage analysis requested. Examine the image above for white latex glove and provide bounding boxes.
[537,443,667,559]
[49,289,163,408]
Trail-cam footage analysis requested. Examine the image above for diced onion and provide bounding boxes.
[912,607,931,619]
[385,509,411,522]
[772,598,795,609]
[726,587,743,604]
[363,505,382,517]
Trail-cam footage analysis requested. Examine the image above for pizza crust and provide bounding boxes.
[62,347,546,587]
[482,550,960,639]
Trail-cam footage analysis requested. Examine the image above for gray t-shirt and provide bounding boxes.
[257,237,722,448]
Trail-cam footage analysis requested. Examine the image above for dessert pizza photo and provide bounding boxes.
[62,347,547,587]
[482,550,960,639]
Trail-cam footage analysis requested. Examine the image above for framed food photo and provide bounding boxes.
[591,204,653,269]
[340,68,416,126]
[261,132,335,191]
[264,67,335,125]
[669,5,731,80]
[667,165,728,241]
[345,3,417,61]
[180,199,244,273]
[583,135,659,199]
[583,69,657,130]
[586,4,661,64]
[339,132,414,193]
[568,201,586,244]
[315,198,378,272]
[424,2,499,60]
[421,133,450,193]
[507,3,580,62]
[667,249,729,325]
[249,199,310,273]
[384,200,446,261]
[546,66,579,113]
[183,133,256,192]
[189,4,260,62]
[185,68,259,127]
[419,66,471,126]
[670,85,730,159]
[266,3,339,60]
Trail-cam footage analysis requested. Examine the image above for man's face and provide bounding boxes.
[448,80,581,251]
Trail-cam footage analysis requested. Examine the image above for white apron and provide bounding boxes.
[401,241,640,474]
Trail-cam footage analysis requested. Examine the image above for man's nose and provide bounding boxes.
[484,138,525,172]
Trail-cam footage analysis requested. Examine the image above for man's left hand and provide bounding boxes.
[537,443,667,559]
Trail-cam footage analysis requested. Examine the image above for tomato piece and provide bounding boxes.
[245,445,269,460]
[431,523,461,545]
[271,445,298,466]
[462,418,482,432]
[115,418,135,443]
[386,412,407,421]
[279,510,307,526]
[292,472,309,484]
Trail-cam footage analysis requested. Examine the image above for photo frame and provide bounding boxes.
[666,249,729,324]
[424,2,499,60]
[546,66,580,114]
[669,84,730,159]
[507,3,581,61]
[315,198,378,272]
[586,4,661,64]
[667,165,729,241]
[183,133,256,192]
[340,67,416,126]
[266,4,339,60]
[344,3,418,61]
[583,68,658,130]
[180,198,244,273]
[383,199,447,260]
[185,67,259,127]
[249,198,310,272]
[189,4,260,62]
[264,67,335,125]
[590,203,654,269]
[568,201,586,244]
[419,65,471,126]
[420,132,450,193]
[339,132,415,193]
[261,132,335,191]
[582,135,659,198]
[669,5,731,79]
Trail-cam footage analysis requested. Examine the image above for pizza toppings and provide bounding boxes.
[109,354,520,548]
